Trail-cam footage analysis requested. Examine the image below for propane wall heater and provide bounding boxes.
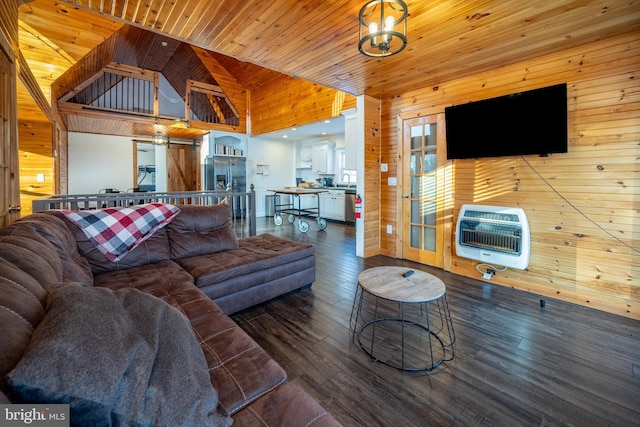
[455,204,531,270]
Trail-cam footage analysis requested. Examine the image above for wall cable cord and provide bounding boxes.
[521,156,639,254]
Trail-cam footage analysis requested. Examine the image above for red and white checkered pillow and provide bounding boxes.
[60,203,181,262]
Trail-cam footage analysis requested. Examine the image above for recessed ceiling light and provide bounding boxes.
[283,135,288,138]
[292,128,297,131]
[324,120,330,123]
[322,132,327,135]
[161,41,168,47]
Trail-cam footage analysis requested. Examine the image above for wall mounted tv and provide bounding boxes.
[445,83,568,159]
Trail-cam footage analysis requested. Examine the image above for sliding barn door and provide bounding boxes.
[166,143,199,192]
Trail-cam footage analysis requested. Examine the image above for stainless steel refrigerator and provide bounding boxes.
[204,155,246,216]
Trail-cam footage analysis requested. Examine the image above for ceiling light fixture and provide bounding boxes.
[151,133,168,145]
[358,0,408,58]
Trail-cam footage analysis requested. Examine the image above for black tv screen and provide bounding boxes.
[445,83,568,159]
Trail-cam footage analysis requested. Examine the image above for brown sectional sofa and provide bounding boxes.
[63,204,317,315]
[0,203,341,426]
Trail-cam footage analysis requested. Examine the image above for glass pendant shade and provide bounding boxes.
[358,0,408,57]
[152,133,168,145]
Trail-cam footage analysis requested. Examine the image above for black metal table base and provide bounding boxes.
[350,286,456,372]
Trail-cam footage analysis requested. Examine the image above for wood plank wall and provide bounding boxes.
[14,16,61,213]
[363,95,381,257]
[17,115,53,216]
[380,33,640,320]
[192,46,247,134]
[0,0,18,57]
[51,27,123,101]
[16,68,56,215]
[250,75,356,136]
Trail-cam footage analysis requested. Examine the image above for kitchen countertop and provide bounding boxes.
[311,186,357,194]
[269,188,328,195]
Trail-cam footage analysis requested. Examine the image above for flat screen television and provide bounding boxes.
[445,83,568,159]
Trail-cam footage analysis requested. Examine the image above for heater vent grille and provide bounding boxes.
[455,205,530,270]
[459,216,522,256]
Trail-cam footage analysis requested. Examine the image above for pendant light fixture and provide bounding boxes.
[358,0,408,58]
[151,133,168,146]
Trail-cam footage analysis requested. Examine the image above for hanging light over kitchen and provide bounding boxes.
[358,0,408,58]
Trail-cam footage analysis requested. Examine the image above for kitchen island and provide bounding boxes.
[268,188,328,232]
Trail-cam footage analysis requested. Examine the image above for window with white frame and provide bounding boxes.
[337,149,357,185]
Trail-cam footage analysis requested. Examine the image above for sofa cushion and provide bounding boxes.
[233,382,342,427]
[0,224,63,286]
[209,261,315,315]
[6,284,231,427]
[94,259,194,292]
[147,281,226,322]
[145,283,288,415]
[17,213,93,284]
[177,233,314,291]
[55,212,172,275]
[0,258,48,396]
[0,223,67,395]
[189,312,288,415]
[167,204,239,259]
[58,203,180,262]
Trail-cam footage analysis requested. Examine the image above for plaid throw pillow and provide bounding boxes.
[60,203,181,262]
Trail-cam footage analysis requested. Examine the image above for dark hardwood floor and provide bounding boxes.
[233,218,640,426]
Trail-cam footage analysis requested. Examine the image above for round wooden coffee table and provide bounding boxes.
[349,266,456,371]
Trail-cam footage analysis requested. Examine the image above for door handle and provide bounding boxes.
[402,194,410,198]
[8,205,21,212]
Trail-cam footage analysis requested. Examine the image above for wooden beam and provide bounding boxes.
[17,50,54,122]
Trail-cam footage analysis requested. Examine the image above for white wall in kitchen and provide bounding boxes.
[247,137,296,217]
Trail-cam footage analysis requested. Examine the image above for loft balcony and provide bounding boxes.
[57,63,240,140]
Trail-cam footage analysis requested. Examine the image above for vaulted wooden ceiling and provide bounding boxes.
[17,0,640,137]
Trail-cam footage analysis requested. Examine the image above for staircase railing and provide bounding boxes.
[32,185,257,237]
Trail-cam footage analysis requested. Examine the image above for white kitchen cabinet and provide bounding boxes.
[319,190,345,221]
[312,142,335,174]
[318,195,327,218]
[298,194,317,211]
[297,145,313,168]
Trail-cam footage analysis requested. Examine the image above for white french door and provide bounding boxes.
[401,114,446,268]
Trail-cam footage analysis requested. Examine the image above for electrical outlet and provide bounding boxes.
[482,269,495,280]
[381,163,388,172]
[386,225,392,234]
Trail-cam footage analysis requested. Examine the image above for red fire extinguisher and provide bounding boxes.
[355,194,362,219]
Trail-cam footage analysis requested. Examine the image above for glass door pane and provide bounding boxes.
[409,123,437,251]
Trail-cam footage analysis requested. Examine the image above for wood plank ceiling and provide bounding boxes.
[17,0,640,135]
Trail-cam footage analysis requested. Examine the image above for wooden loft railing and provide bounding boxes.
[60,64,156,114]
[58,64,239,130]
[186,80,239,127]
[32,187,257,237]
